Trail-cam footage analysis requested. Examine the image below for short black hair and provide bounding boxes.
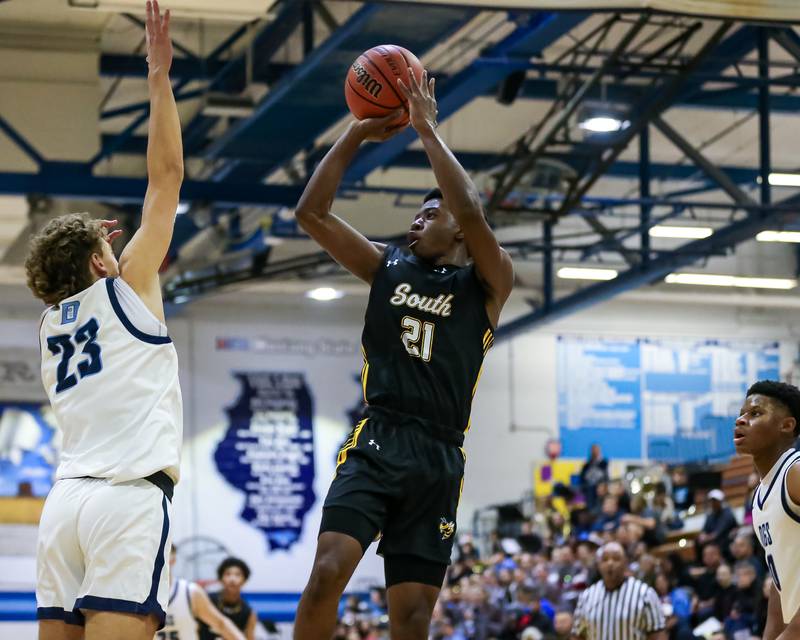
[423,187,443,204]
[217,556,251,581]
[746,379,800,436]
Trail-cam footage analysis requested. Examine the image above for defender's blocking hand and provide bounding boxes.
[145,0,173,75]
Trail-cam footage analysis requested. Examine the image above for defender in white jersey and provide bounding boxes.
[734,380,800,640]
[157,547,245,640]
[25,3,184,639]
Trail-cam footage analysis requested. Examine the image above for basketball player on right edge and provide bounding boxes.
[734,380,800,639]
[293,69,514,638]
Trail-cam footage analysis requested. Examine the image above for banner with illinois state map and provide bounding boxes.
[214,371,316,552]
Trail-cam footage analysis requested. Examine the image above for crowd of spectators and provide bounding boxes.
[333,447,769,640]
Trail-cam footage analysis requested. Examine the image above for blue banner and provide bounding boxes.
[557,336,780,461]
[215,372,316,551]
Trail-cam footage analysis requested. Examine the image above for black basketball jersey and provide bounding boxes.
[197,592,252,639]
[360,245,494,441]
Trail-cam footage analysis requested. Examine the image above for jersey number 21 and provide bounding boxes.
[401,316,435,362]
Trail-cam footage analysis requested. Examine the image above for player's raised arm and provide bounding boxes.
[294,113,404,285]
[118,0,183,322]
[399,70,514,323]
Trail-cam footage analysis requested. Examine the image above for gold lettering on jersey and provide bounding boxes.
[390,283,453,317]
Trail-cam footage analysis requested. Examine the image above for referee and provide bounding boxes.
[571,542,666,640]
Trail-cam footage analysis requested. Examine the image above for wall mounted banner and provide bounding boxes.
[214,372,316,551]
[557,336,780,461]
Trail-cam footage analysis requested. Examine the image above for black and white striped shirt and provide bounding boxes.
[572,576,665,640]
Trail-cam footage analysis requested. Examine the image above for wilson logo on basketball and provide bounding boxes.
[351,61,382,98]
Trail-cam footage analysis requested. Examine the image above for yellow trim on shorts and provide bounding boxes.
[334,418,367,477]
[360,345,370,402]
[457,447,467,508]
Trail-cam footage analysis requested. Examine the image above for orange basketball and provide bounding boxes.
[345,45,424,126]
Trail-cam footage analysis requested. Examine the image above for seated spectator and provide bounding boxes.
[659,552,692,589]
[654,572,695,640]
[609,479,631,513]
[622,494,665,546]
[729,531,765,579]
[633,553,658,587]
[503,582,554,639]
[456,584,504,639]
[696,489,737,553]
[654,572,692,624]
[591,496,624,534]
[517,520,544,553]
[671,468,695,513]
[546,611,573,640]
[653,482,682,530]
[689,542,723,620]
[711,563,736,622]
[731,561,761,619]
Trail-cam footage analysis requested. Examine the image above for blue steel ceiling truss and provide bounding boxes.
[1,5,799,327]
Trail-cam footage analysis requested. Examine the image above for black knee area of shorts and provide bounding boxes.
[319,506,377,554]
[384,554,447,588]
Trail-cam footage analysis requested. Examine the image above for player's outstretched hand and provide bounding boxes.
[100,219,123,243]
[352,110,408,143]
[145,0,173,76]
[397,69,438,135]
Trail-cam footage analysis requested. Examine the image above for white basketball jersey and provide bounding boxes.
[39,277,182,483]
[159,579,199,640]
[751,448,800,623]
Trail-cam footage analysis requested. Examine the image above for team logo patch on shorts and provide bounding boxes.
[439,517,455,540]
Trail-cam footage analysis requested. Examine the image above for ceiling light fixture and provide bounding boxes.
[767,172,800,187]
[557,267,618,281]
[579,116,630,133]
[306,287,344,302]
[756,230,800,243]
[649,225,713,239]
[665,273,797,290]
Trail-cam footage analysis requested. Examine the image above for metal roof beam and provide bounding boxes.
[344,11,588,183]
[495,196,800,342]
[0,164,302,208]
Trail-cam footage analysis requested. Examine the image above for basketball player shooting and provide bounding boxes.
[293,68,514,639]
[27,2,183,639]
[735,381,800,640]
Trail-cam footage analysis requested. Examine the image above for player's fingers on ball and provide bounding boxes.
[397,78,411,97]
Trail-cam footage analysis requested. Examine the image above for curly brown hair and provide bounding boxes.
[25,213,106,305]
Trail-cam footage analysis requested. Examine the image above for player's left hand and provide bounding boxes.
[145,0,173,76]
[398,69,438,135]
[100,219,124,243]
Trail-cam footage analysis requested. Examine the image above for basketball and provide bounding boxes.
[344,44,424,125]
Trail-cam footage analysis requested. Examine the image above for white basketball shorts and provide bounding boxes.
[36,476,172,627]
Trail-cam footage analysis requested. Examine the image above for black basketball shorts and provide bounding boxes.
[321,414,465,567]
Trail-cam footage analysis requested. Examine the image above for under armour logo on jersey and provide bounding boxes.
[387,259,399,267]
[435,267,448,274]
[61,301,80,325]
[368,439,380,451]
[439,517,455,540]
